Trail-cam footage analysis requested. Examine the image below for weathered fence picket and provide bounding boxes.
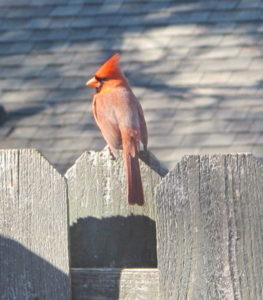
[156,154,263,300]
[66,149,166,269]
[0,149,71,299]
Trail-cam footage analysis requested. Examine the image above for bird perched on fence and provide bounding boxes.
[86,53,148,206]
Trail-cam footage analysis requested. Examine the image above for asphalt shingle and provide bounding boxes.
[1,0,263,173]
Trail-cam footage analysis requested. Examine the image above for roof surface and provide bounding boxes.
[1,0,263,173]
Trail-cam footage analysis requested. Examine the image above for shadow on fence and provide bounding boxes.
[0,235,69,299]
[70,215,157,268]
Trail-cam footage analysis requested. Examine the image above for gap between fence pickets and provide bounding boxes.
[71,268,159,299]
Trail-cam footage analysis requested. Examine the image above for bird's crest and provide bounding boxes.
[95,53,122,78]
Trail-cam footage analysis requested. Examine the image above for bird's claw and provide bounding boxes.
[104,145,116,160]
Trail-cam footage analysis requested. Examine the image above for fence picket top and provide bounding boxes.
[66,149,165,220]
[156,153,263,300]
[0,149,71,299]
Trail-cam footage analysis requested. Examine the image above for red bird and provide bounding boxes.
[86,53,148,206]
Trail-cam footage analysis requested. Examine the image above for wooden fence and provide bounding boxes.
[0,149,263,299]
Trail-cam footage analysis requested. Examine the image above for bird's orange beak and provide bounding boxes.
[86,77,100,88]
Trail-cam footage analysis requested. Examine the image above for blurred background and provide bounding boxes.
[0,0,263,173]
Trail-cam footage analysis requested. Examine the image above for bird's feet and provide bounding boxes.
[104,145,116,160]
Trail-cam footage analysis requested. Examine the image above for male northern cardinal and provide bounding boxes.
[86,53,148,206]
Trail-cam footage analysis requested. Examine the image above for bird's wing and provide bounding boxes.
[125,91,148,150]
[137,101,148,149]
[92,95,122,152]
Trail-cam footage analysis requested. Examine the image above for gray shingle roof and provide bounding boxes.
[1,0,263,173]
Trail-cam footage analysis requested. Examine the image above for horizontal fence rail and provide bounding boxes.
[71,268,159,300]
[0,150,263,299]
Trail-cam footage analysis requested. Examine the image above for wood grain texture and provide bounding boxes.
[66,149,166,268]
[71,268,159,300]
[156,154,263,300]
[0,149,71,299]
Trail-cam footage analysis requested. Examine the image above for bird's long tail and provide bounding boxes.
[123,137,144,206]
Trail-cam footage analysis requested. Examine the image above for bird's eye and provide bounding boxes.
[95,76,108,82]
